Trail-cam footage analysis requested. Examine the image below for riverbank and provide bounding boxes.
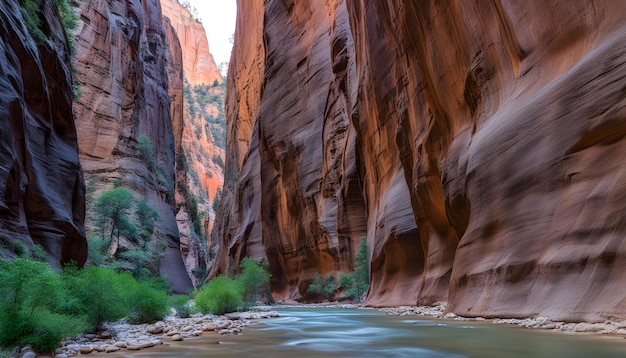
[380,305,626,337]
[17,310,279,358]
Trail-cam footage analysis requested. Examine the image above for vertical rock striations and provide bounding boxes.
[162,0,226,287]
[217,0,626,321]
[72,0,192,292]
[0,0,86,267]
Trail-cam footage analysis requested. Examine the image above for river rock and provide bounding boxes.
[202,325,216,331]
[114,342,128,348]
[105,346,120,353]
[79,346,94,354]
[192,330,203,336]
[21,353,36,358]
[171,334,183,341]
[55,354,69,358]
[147,325,164,334]
[99,331,113,339]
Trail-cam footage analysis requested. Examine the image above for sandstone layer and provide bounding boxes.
[160,0,222,87]
[0,0,86,267]
[71,0,191,292]
[215,0,626,321]
[162,0,226,287]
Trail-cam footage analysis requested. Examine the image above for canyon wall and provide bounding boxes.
[215,0,626,321]
[0,0,86,267]
[71,0,192,292]
[162,0,226,287]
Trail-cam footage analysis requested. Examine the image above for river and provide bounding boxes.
[108,308,626,357]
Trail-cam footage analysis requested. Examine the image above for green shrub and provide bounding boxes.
[172,295,191,318]
[307,274,337,302]
[86,236,109,266]
[95,187,136,240]
[0,259,85,353]
[137,135,156,170]
[236,258,270,307]
[128,280,169,323]
[19,0,45,43]
[62,265,132,331]
[195,276,243,315]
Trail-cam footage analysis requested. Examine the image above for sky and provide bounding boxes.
[185,0,237,67]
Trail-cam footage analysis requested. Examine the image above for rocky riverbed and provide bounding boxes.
[12,310,279,358]
[380,305,626,337]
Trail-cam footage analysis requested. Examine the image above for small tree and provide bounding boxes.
[137,135,156,170]
[307,274,336,302]
[236,258,270,307]
[95,187,136,241]
[339,238,370,303]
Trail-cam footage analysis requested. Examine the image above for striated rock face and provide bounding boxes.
[211,0,366,300]
[216,0,626,321]
[162,0,226,287]
[160,0,222,86]
[72,0,192,292]
[0,0,86,266]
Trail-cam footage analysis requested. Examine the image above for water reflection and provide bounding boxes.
[110,308,626,358]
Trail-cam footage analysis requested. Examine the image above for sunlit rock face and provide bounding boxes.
[216,0,626,321]
[72,0,192,292]
[0,0,86,267]
[162,0,226,287]
[160,0,222,87]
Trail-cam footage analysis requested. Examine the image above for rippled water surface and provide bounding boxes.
[112,308,626,358]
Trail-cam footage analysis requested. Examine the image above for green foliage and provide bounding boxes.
[95,187,136,240]
[62,265,132,331]
[339,238,370,303]
[54,0,78,51]
[307,274,337,302]
[195,276,243,315]
[135,199,159,235]
[62,265,169,330]
[0,259,85,353]
[127,280,169,323]
[236,258,271,307]
[172,295,191,318]
[19,0,45,43]
[137,135,157,170]
[31,244,47,262]
[86,236,109,266]
[117,249,150,279]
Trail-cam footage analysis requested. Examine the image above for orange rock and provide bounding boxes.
[214,0,626,322]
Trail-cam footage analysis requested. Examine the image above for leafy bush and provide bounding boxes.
[128,280,170,323]
[236,258,270,307]
[0,259,85,353]
[307,274,337,302]
[172,295,192,318]
[195,276,243,315]
[137,135,157,169]
[339,238,370,302]
[86,236,109,266]
[62,265,132,331]
[19,0,45,43]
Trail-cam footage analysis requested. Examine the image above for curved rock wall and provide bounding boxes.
[72,0,192,292]
[217,0,626,321]
[0,0,86,267]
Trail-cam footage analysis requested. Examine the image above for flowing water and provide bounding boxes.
[111,308,626,357]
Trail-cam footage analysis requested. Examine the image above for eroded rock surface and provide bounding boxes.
[72,0,191,292]
[215,0,626,321]
[0,0,86,266]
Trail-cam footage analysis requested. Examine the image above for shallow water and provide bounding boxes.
[110,308,626,358]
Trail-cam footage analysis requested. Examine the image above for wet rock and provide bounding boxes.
[171,334,183,341]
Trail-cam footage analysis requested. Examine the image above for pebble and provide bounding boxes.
[22,353,36,358]
[79,345,94,354]
[171,334,184,341]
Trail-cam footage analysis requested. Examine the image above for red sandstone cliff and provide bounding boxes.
[161,0,222,87]
[71,0,192,292]
[0,0,86,267]
[162,0,226,286]
[214,0,626,321]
